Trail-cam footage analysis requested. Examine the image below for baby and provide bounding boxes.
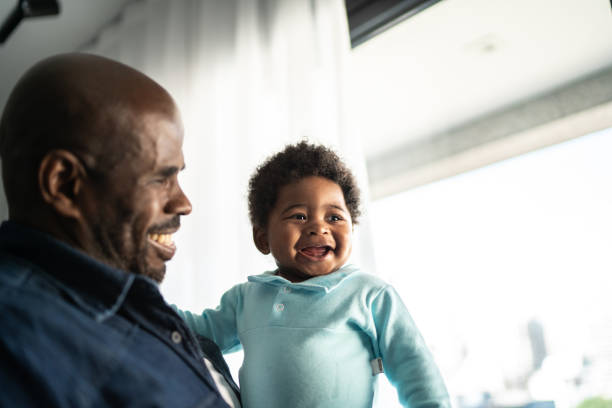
[176,142,450,408]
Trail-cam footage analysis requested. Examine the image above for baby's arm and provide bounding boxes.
[174,284,243,354]
[372,286,451,408]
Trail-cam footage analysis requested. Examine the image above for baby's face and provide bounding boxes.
[254,176,353,282]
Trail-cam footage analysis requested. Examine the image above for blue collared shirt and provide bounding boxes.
[178,265,450,408]
[0,221,234,407]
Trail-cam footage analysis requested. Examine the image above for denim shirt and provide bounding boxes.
[0,221,236,408]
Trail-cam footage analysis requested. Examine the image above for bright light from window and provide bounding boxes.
[370,128,612,408]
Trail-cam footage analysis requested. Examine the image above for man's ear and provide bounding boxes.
[253,226,270,255]
[38,149,86,219]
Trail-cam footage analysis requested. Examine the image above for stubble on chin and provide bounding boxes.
[89,222,165,282]
[137,253,166,283]
[89,215,173,283]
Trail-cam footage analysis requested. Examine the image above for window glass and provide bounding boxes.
[371,128,612,408]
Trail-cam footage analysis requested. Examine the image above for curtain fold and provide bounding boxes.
[84,0,375,311]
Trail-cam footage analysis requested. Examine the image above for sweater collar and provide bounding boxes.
[248,263,359,293]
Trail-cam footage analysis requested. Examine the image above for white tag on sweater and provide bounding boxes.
[371,358,384,376]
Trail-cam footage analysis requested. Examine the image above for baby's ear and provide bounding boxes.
[252,226,270,255]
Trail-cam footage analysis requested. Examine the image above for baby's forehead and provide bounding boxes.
[275,177,346,204]
[278,176,343,192]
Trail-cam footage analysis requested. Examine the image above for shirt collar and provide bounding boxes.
[247,263,360,293]
[0,220,154,321]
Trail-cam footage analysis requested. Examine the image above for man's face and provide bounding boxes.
[82,105,191,283]
[259,176,353,282]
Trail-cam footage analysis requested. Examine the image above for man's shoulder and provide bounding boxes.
[0,261,80,335]
[0,249,36,283]
[0,249,95,351]
[0,248,62,302]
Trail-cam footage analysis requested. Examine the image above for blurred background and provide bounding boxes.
[1,1,611,407]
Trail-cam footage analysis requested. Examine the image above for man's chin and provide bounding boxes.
[141,265,166,284]
[133,256,166,284]
[137,247,168,283]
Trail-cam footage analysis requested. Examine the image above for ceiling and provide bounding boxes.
[1,0,611,161]
[347,0,612,158]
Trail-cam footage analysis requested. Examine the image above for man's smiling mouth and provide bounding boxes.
[148,233,174,247]
[147,233,177,260]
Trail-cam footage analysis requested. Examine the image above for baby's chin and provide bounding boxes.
[277,265,338,283]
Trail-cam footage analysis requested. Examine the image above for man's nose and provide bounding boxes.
[165,185,192,216]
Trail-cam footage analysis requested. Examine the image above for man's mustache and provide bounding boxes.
[148,216,181,234]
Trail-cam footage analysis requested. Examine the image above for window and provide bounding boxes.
[371,129,612,407]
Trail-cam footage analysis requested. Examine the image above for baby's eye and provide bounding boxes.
[291,214,307,220]
[329,214,343,222]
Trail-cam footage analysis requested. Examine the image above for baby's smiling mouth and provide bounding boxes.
[299,245,332,260]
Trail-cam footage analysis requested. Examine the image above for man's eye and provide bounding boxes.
[152,178,170,186]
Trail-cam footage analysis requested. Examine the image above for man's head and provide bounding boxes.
[0,53,191,283]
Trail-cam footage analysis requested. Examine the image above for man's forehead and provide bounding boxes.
[135,110,184,160]
[135,109,183,143]
[105,100,182,140]
[88,102,184,176]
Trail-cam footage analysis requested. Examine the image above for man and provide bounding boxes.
[0,53,240,407]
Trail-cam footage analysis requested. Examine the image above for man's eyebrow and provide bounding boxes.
[157,164,185,178]
[281,204,305,214]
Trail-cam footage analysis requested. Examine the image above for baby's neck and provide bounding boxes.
[276,268,310,283]
[276,266,338,283]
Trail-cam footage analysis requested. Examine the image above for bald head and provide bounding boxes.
[0,53,179,217]
[0,53,191,281]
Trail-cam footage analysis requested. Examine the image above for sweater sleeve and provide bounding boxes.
[371,285,451,408]
[174,284,243,354]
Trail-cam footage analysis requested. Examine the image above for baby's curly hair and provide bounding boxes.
[248,141,361,228]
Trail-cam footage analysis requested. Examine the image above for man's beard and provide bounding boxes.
[134,254,166,284]
[89,216,180,284]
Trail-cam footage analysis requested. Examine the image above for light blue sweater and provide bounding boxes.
[176,264,450,408]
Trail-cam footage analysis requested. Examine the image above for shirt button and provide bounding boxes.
[171,331,182,344]
[275,303,285,312]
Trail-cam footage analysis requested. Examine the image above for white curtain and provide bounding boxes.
[83,0,374,312]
